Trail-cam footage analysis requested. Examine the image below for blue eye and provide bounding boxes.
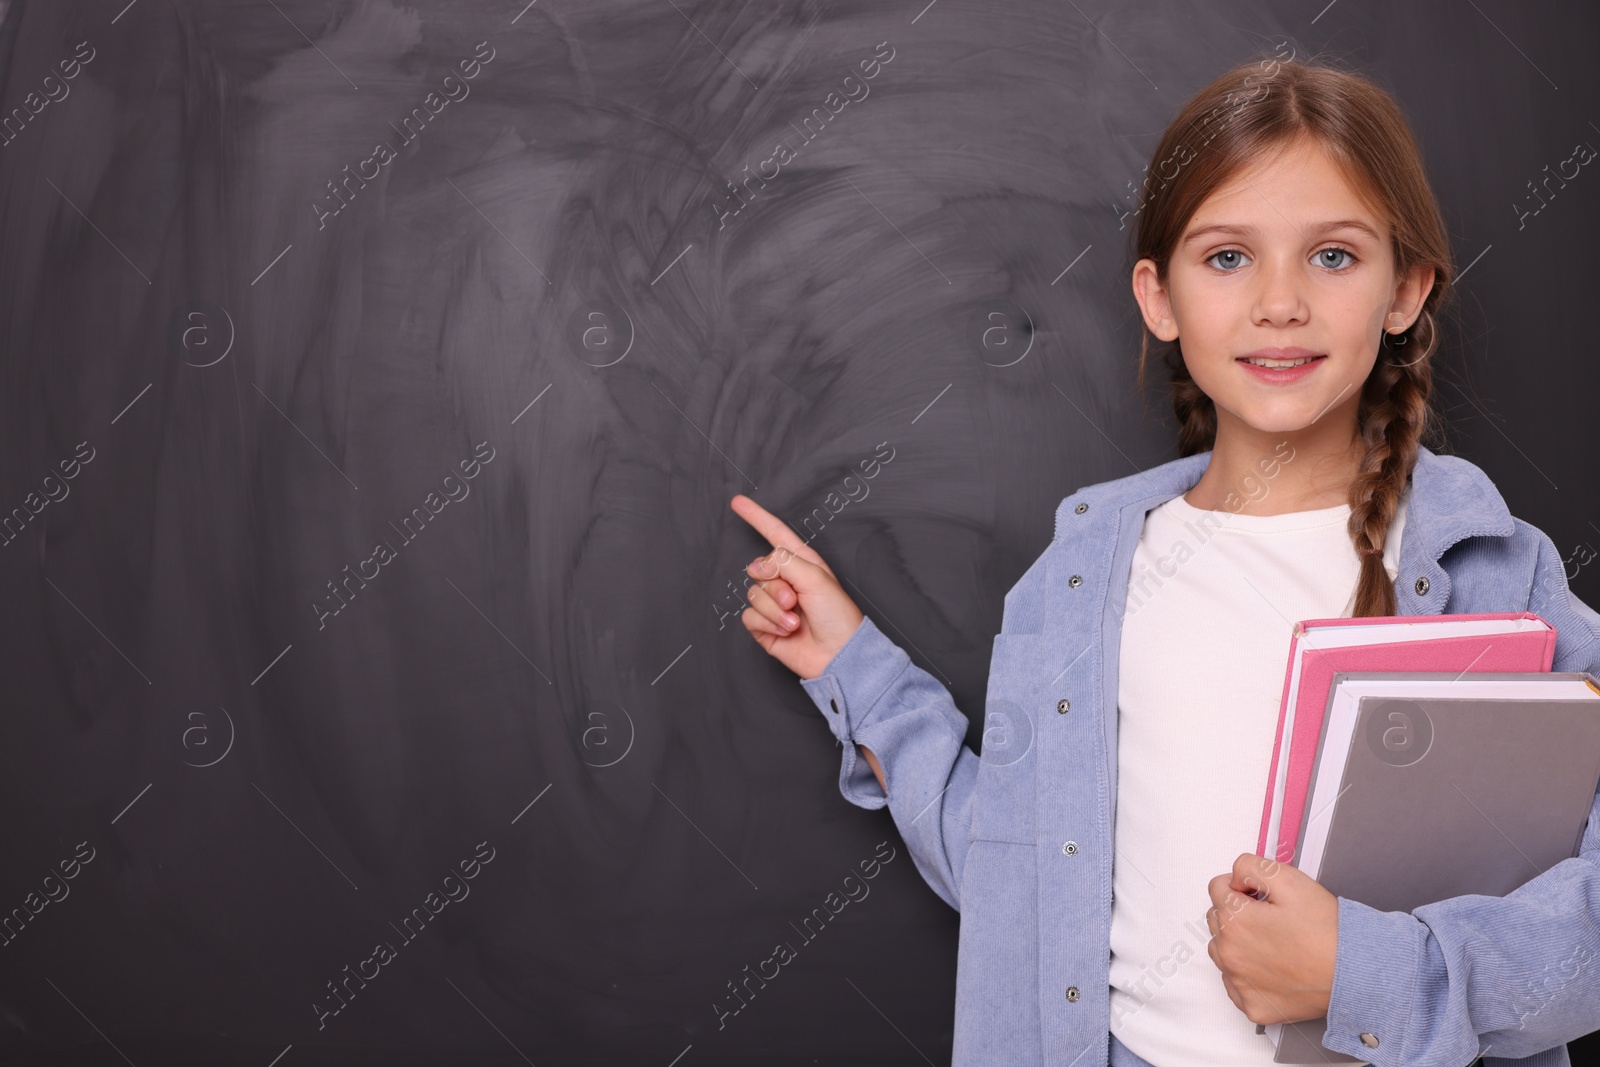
[1204,247,1357,272]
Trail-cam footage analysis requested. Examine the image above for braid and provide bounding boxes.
[1135,336,1217,457]
[1165,345,1218,457]
[1346,309,1437,617]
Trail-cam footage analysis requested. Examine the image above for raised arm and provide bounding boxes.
[792,612,982,911]
[730,494,982,911]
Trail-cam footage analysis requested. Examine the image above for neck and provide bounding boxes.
[1184,404,1365,516]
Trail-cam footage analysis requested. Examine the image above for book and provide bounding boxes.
[1257,613,1556,866]
[1263,670,1600,1063]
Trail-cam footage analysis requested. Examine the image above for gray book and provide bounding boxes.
[1261,671,1600,1064]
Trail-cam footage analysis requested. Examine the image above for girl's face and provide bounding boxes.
[1131,135,1434,438]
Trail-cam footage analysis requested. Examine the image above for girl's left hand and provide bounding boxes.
[1205,853,1339,1025]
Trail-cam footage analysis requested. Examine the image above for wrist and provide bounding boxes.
[805,612,867,680]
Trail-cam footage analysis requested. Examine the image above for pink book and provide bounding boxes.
[1256,611,1557,864]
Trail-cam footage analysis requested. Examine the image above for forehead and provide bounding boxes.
[1188,136,1387,230]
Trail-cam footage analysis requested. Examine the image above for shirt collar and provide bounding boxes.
[1058,443,1515,569]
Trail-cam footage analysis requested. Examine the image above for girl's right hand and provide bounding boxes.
[729,494,866,681]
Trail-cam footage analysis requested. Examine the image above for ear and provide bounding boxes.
[1385,263,1436,332]
[1131,258,1179,342]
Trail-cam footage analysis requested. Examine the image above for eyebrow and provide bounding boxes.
[1181,219,1384,245]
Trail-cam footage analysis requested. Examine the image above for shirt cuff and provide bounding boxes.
[797,615,912,809]
[1322,896,1422,1064]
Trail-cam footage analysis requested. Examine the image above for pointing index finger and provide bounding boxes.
[729,494,824,569]
[730,494,800,551]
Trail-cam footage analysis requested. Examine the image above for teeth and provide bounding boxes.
[1245,356,1316,368]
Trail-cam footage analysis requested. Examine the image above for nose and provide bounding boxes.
[1251,255,1309,328]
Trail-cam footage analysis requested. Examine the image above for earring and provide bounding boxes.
[1386,313,1406,335]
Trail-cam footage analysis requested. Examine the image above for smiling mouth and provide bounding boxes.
[1239,355,1326,368]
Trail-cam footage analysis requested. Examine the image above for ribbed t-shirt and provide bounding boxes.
[1107,483,1409,1066]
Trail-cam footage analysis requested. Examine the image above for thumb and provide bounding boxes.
[1230,852,1283,901]
[754,545,834,594]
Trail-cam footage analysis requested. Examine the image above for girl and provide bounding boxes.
[730,56,1600,1067]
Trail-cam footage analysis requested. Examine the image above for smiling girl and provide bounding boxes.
[731,56,1600,1067]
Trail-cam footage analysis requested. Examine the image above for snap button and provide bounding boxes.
[1065,986,1080,1002]
[1068,574,1082,588]
[1359,1032,1379,1049]
[829,698,839,714]
[1062,841,1078,855]
[1074,502,1088,514]
[1057,699,1070,714]
[1414,576,1430,596]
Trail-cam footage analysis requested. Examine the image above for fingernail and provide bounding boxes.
[783,613,799,630]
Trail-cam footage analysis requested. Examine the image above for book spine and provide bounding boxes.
[1257,630,1303,857]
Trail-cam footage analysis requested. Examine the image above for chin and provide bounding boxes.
[1240,418,1316,436]
[1224,404,1323,435]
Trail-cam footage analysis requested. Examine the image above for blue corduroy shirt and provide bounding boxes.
[799,444,1600,1067]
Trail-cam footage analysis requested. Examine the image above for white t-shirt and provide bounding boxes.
[1107,483,1409,1067]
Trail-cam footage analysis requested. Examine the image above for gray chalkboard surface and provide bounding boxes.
[1,1,1597,1063]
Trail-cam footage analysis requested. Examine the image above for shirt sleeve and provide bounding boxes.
[798,614,980,912]
[1322,539,1600,1065]
[1323,844,1600,1064]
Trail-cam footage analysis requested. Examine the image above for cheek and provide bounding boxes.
[1357,297,1393,341]
[1168,286,1239,360]
[1318,276,1396,343]
[1165,264,1237,326]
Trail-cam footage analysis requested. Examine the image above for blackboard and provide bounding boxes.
[2,1,1597,1063]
